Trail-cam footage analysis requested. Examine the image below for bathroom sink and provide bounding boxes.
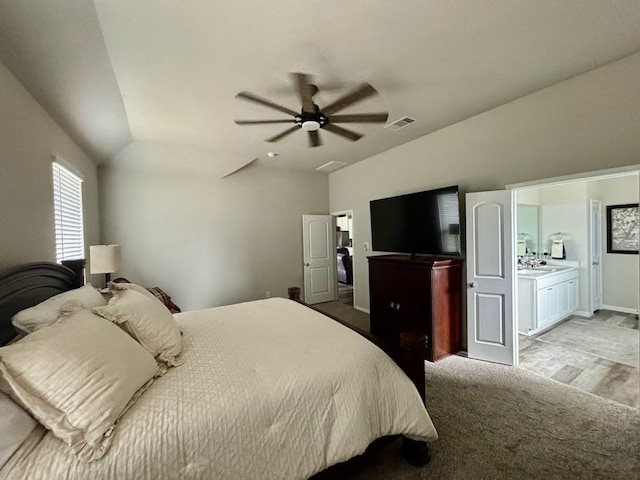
[532,266,558,272]
[518,270,548,276]
[518,265,571,276]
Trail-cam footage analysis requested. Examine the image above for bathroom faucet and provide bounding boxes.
[522,257,541,269]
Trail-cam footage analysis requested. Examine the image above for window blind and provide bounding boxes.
[52,162,84,262]
[437,192,461,255]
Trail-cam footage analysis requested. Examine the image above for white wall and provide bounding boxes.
[0,62,100,274]
[538,183,589,312]
[329,51,640,314]
[335,214,353,242]
[588,175,639,311]
[516,188,540,205]
[99,144,329,310]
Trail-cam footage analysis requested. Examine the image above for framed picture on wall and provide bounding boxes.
[606,203,639,254]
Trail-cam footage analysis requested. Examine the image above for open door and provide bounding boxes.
[465,190,517,365]
[302,215,337,304]
[589,199,603,313]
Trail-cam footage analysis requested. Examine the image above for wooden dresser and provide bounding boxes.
[368,254,463,361]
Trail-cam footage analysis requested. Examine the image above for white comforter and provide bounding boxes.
[1,298,437,480]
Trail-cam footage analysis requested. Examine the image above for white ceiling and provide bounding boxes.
[2,1,640,174]
[0,0,131,161]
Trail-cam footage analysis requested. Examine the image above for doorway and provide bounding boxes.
[513,172,639,407]
[333,210,354,307]
[466,166,640,408]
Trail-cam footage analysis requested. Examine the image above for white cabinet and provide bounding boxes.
[568,279,578,311]
[518,268,579,335]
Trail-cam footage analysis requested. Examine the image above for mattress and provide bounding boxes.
[0,298,437,480]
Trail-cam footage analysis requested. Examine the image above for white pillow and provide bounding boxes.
[0,303,158,462]
[11,284,106,334]
[0,392,37,468]
[107,281,156,300]
[94,289,183,367]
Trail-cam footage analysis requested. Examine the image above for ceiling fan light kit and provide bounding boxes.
[234,73,388,148]
[300,119,322,132]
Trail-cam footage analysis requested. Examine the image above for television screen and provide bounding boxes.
[370,185,461,256]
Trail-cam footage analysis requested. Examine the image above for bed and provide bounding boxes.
[0,261,438,480]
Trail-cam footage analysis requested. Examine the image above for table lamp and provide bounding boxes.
[90,244,122,285]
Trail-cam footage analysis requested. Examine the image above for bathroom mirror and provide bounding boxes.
[516,204,540,255]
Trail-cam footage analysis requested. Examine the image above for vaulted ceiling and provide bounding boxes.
[2,1,640,176]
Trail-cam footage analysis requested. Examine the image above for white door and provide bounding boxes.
[546,285,560,323]
[466,190,517,365]
[558,281,569,317]
[302,215,336,304]
[536,289,548,327]
[589,199,603,313]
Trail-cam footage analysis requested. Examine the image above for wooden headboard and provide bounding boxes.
[0,260,85,346]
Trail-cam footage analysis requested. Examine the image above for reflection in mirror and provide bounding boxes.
[516,204,540,256]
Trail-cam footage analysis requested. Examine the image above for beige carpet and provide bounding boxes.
[314,356,640,480]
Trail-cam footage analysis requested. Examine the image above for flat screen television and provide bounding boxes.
[370,185,461,256]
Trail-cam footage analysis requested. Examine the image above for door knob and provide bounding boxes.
[468,282,477,288]
[304,263,310,267]
[592,261,599,265]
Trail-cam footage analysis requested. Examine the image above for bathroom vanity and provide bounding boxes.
[518,266,579,335]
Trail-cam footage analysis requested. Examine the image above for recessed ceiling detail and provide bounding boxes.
[2,1,640,173]
[315,161,348,173]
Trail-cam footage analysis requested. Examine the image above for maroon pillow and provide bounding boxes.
[146,287,181,314]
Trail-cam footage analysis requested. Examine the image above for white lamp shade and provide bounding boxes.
[90,245,122,274]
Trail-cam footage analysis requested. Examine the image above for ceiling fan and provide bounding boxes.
[234,73,388,147]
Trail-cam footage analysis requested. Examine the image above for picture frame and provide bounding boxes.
[606,203,639,254]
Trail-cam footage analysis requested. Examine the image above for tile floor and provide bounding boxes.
[519,310,639,408]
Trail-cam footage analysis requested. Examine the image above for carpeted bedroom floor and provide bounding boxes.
[313,355,640,480]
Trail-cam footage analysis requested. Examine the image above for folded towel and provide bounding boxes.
[551,241,564,259]
[517,241,527,256]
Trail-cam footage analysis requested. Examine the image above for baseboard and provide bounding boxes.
[574,310,592,318]
[354,305,370,314]
[601,304,638,315]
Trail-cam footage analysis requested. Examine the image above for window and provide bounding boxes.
[52,161,84,262]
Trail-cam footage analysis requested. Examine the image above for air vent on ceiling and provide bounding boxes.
[316,161,348,173]
[385,116,416,131]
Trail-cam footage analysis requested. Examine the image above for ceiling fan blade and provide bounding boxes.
[322,83,379,115]
[236,92,298,117]
[308,130,321,147]
[330,113,389,123]
[235,119,294,125]
[265,126,299,143]
[291,73,315,113]
[323,123,363,142]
